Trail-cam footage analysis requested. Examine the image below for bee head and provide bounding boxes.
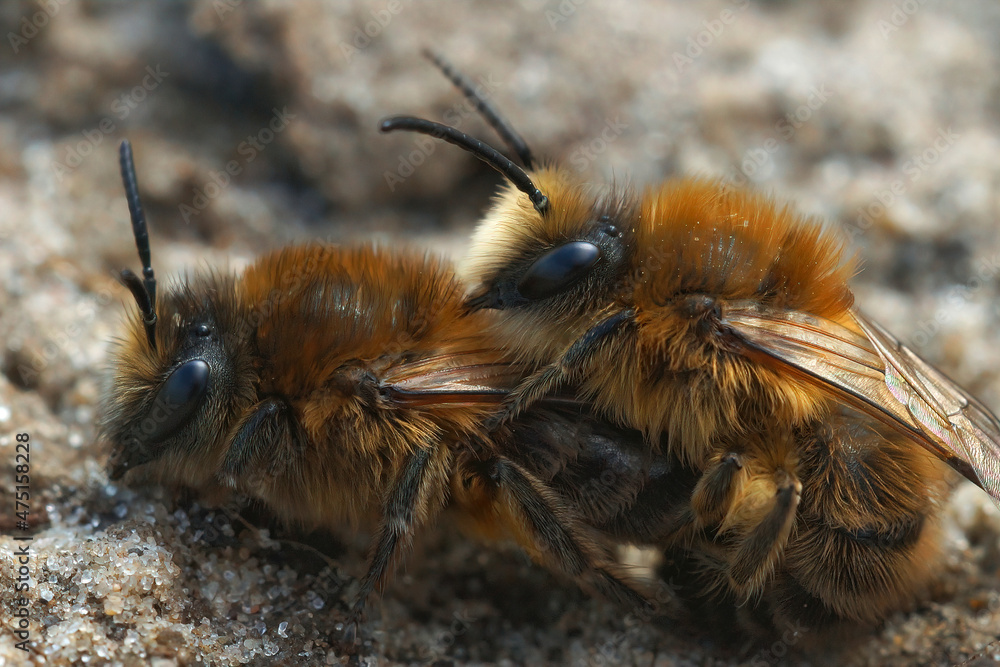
[101,141,255,485]
[458,167,636,321]
[379,53,636,358]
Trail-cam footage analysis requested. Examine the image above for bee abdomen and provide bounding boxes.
[837,514,926,552]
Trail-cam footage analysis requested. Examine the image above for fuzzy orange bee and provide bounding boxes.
[100,140,659,639]
[379,54,1000,635]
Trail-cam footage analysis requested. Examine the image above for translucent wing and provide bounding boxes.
[721,302,1000,507]
[381,351,587,412]
[380,350,531,407]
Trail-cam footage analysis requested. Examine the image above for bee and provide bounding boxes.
[100,140,662,639]
[379,54,1000,635]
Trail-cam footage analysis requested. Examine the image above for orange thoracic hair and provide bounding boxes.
[634,178,855,318]
[462,170,857,466]
[105,245,490,528]
[102,241,658,624]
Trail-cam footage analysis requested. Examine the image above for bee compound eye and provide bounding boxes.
[516,241,601,301]
[142,359,210,443]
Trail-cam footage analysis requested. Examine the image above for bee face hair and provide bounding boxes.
[102,273,255,484]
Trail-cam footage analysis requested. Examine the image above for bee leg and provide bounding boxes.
[726,470,801,598]
[459,455,652,610]
[217,398,298,487]
[347,447,436,636]
[488,308,636,430]
[769,425,947,630]
[691,452,744,528]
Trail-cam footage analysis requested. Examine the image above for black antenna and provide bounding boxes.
[118,140,157,350]
[422,49,537,169]
[379,117,549,215]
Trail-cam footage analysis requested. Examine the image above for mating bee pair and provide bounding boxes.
[101,54,1000,641]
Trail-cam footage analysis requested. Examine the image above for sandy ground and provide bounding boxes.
[1,0,1000,664]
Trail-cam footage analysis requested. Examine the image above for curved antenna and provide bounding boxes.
[422,49,537,169]
[118,140,157,350]
[380,116,549,215]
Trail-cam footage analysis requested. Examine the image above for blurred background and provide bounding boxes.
[1,0,999,664]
